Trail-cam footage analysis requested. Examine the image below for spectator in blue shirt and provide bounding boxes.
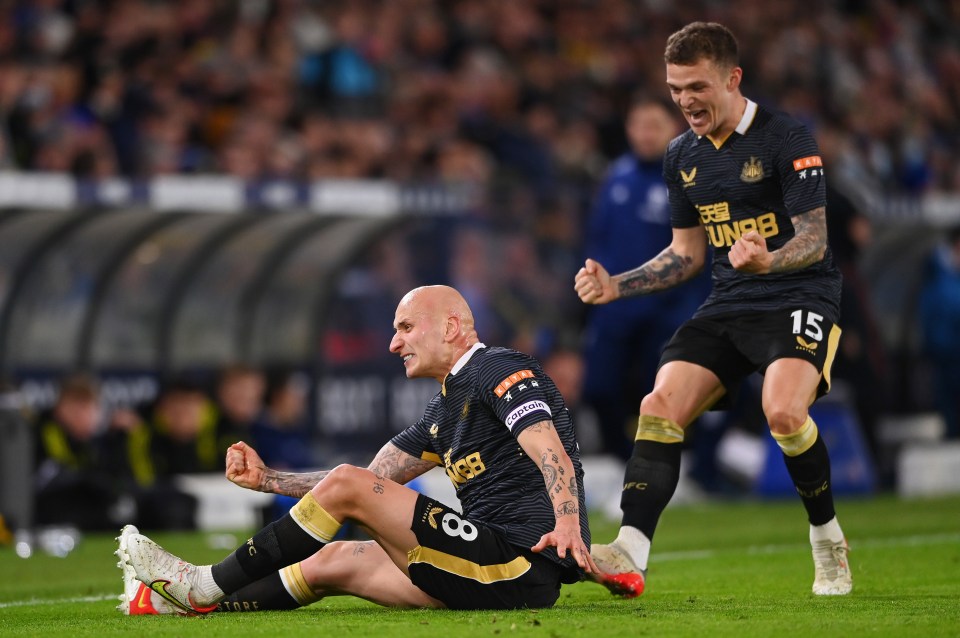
[919,226,960,440]
[580,96,711,459]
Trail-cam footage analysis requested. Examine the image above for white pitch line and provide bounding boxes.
[650,532,960,564]
[2,532,958,609]
[0,594,116,609]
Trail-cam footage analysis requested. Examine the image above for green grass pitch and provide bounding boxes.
[2,495,958,637]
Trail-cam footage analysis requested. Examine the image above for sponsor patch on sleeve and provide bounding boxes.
[494,369,535,397]
[792,155,823,171]
[504,400,551,431]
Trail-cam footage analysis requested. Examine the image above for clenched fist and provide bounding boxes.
[574,258,619,305]
[728,231,773,274]
[225,441,267,492]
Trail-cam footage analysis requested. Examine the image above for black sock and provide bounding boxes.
[216,571,302,612]
[620,439,682,540]
[782,433,836,526]
[211,514,324,594]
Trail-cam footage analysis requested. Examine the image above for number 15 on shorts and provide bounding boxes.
[791,309,824,342]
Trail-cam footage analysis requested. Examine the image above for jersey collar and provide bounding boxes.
[451,342,486,375]
[734,98,758,135]
[704,98,758,148]
[442,342,486,396]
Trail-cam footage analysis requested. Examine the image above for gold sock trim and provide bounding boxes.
[280,562,320,606]
[635,415,684,444]
[772,416,818,457]
[290,492,341,542]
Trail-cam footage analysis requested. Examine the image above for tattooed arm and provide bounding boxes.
[225,441,319,497]
[225,441,436,498]
[729,207,827,274]
[366,442,439,484]
[575,226,707,304]
[769,207,828,271]
[259,468,330,498]
[517,421,597,573]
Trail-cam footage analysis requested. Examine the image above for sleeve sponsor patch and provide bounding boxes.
[494,369,535,397]
[792,155,822,171]
[504,400,551,431]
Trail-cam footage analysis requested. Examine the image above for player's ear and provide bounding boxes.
[727,66,742,92]
[444,315,461,342]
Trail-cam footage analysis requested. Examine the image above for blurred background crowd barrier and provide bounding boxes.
[1,0,959,539]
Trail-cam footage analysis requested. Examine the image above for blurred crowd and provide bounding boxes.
[2,0,960,536]
[29,366,312,532]
[0,0,957,193]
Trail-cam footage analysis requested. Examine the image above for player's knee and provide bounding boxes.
[297,541,367,595]
[640,390,676,422]
[312,464,368,511]
[302,541,350,585]
[764,407,807,435]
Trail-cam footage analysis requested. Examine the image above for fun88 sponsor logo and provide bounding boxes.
[505,400,551,430]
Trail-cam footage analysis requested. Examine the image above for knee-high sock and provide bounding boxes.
[216,563,321,612]
[774,416,836,526]
[620,415,684,540]
[211,492,341,594]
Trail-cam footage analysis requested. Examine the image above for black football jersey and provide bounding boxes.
[391,344,589,577]
[664,99,842,320]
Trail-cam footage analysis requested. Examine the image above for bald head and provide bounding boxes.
[402,285,474,329]
[390,285,480,382]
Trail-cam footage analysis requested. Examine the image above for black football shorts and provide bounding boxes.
[406,494,562,610]
[659,307,841,403]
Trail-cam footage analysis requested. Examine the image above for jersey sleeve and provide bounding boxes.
[477,354,554,438]
[389,416,441,466]
[664,137,702,229]
[777,125,827,216]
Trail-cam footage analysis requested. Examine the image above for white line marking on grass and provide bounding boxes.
[4,533,958,609]
[653,532,960,563]
[0,594,116,609]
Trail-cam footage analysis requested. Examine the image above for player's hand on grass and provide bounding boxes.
[532,529,599,574]
[225,441,268,492]
[575,258,618,305]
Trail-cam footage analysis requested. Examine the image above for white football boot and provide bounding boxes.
[590,540,646,598]
[116,525,185,615]
[811,537,853,595]
[116,524,219,614]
